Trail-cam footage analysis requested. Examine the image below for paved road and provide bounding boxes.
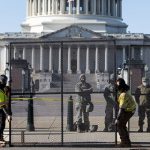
[11,93,138,116]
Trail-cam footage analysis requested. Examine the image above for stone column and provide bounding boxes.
[48,0,51,14]
[22,47,26,60]
[45,0,48,14]
[67,46,72,74]
[102,0,105,15]
[77,46,81,74]
[40,45,44,71]
[49,46,53,72]
[108,0,111,16]
[113,0,116,16]
[55,0,58,14]
[131,47,134,59]
[33,0,37,15]
[14,46,17,59]
[68,0,72,14]
[120,0,122,17]
[97,0,100,15]
[93,0,96,15]
[122,46,126,63]
[52,0,55,14]
[117,0,119,17]
[60,0,65,14]
[31,0,33,15]
[42,0,46,15]
[31,47,35,69]
[76,0,80,14]
[32,0,35,16]
[86,46,90,74]
[5,45,9,63]
[32,0,34,15]
[85,0,88,15]
[26,0,29,16]
[38,0,41,15]
[95,46,99,73]
[58,46,61,73]
[104,45,108,72]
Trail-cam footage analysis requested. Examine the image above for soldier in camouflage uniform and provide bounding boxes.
[75,74,93,133]
[103,74,117,132]
[135,77,150,132]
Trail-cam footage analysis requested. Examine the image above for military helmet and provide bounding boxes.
[79,74,86,82]
[86,102,94,112]
[0,74,7,85]
[79,74,86,79]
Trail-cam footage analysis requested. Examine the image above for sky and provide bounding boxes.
[0,0,150,34]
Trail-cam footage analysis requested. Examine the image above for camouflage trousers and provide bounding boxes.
[75,102,90,128]
[138,105,150,128]
[104,102,115,129]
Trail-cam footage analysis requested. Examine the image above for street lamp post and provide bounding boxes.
[26,65,35,131]
[21,69,25,94]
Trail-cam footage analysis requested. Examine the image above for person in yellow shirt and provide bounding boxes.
[115,78,136,147]
[0,75,11,144]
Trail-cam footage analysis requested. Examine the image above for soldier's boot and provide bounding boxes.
[103,126,108,132]
[0,135,5,144]
[138,126,143,132]
[85,125,89,132]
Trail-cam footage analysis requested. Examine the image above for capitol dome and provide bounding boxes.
[21,0,127,33]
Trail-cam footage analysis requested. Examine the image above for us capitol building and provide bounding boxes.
[0,0,150,92]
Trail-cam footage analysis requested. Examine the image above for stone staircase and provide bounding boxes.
[48,74,97,92]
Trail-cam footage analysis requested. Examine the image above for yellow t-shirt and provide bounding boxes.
[0,89,8,109]
[118,91,136,112]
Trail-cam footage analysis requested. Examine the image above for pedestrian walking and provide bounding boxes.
[0,75,11,146]
[115,78,136,147]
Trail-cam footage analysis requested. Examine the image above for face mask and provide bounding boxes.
[80,78,85,82]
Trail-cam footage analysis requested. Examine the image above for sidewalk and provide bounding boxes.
[3,129,150,149]
[2,148,146,150]
[3,116,150,149]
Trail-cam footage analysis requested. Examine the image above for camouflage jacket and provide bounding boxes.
[103,83,116,105]
[135,84,150,107]
[75,82,93,104]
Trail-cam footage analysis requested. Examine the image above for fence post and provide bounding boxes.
[26,69,35,131]
[66,95,74,131]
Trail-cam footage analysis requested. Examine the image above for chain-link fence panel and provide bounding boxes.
[5,41,150,147]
